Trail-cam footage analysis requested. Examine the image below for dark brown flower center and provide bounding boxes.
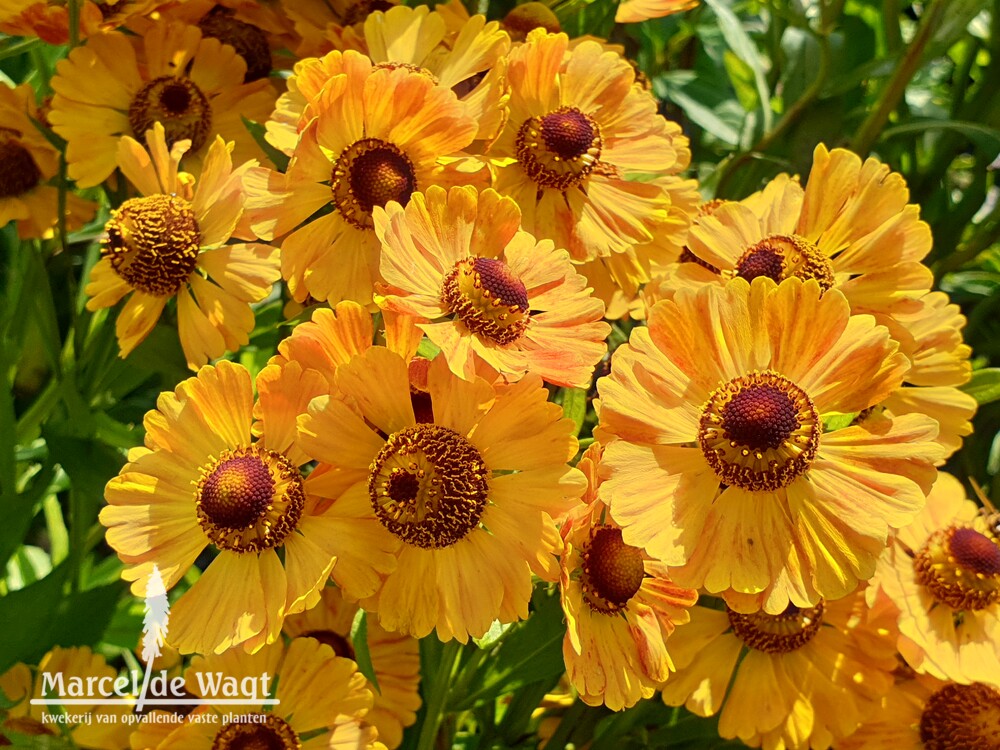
[721,384,800,451]
[331,138,416,230]
[541,109,596,160]
[442,256,530,345]
[196,446,305,553]
[0,129,42,199]
[128,76,212,153]
[733,235,835,292]
[301,629,355,659]
[368,424,490,549]
[198,7,272,82]
[501,2,561,42]
[919,683,1000,750]
[915,524,1000,611]
[200,454,274,529]
[342,0,395,25]
[951,527,1000,576]
[699,371,820,492]
[581,527,645,613]
[727,602,824,654]
[212,715,300,750]
[515,106,602,191]
[104,194,201,296]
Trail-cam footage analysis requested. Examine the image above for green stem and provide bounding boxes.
[68,0,81,47]
[851,0,945,156]
[415,641,463,750]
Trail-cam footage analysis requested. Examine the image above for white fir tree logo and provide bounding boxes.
[136,564,170,712]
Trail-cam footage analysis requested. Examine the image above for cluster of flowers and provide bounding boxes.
[1,0,999,748]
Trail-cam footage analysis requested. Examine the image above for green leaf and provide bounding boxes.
[560,388,588,436]
[350,608,381,694]
[451,587,565,711]
[242,116,290,172]
[961,368,1000,405]
[722,50,758,112]
[880,119,1000,152]
[655,76,741,145]
[472,620,511,650]
[822,412,858,432]
[702,0,772,129]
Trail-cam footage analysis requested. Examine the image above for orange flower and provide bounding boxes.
[559,442,698,710]
[0,0,161,44]
[49,21,275,187]
[838,674,1000,750]
[489,30,687,263]
[615,0,698,22]
[0,647,131,749]
[375,186,609,387]
[597,278,945,612]
[99,360,397,654]
[245,53,479,306]
[661,591,897,749]
[84,124,280,368]
[297,349,586,641]
[869,472,1000,687]
[155,638,384,749]
[270,5,508,144]
[0,83,94,239]
[284,587,421,748]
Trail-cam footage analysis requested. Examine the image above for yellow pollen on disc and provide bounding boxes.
[727,602,825,654]
[733,234,835,292]
[441,256,530,345]
[698,370,820,492]
[211,714,301,750]
[103,194,201,296]
[581,526,646,613]
[515,106,602,191]
[330,138,417,230]
[919,683,1000,750]
[914,524,1000,611]
[367,424,490,549]
[128,76,212,152]
[198,8,272,82]
[0,128,42,199]
[195,446,305,554]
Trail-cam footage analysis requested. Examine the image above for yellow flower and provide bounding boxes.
[267,6,509,150]
[596,277,945,612]
[84,123,280,369]
[128,0,299,83]
[838,675,1000,750]
[0,83,95,239]
[369,6,509,143]
[868,472,1000,687]
[559,442,698,711]
[245,53,479,306]
[489,30,687,263]
[374,185,609,387]
[282,0,402,56]
[284,587,421,749]
[615,0,699,23]
[297,348,586,641]
[99,360,397,654]
[879,291,977,458]
[155,637,385,749]
[0,647,131,750]
[49,20,275,188]
[661,591,897,750]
